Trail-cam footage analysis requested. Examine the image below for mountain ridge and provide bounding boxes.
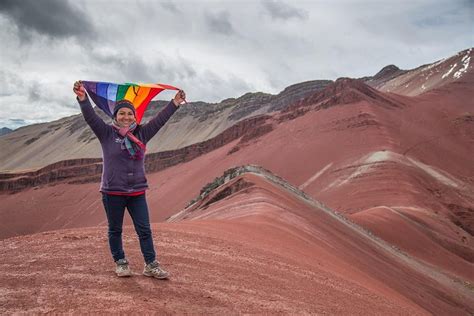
[2,48,472,171]
[0,78,409,191]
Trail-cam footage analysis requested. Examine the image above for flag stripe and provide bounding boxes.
[116,84,129,101]
[106,84,118,113]
[81,81,180,124]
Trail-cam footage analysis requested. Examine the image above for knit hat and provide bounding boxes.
[113,100,136,118]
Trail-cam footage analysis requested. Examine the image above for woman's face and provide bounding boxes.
[116,108,136,127]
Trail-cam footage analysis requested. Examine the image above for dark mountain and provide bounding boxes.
[0,127,13,136]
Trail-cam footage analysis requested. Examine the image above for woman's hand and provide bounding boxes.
[73,81,86,101]
[173,90,186,107]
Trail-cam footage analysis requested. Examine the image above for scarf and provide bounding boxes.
[112,120,146,160]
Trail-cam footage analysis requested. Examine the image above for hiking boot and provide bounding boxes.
[115,258,132,277]
[143,260,169,279]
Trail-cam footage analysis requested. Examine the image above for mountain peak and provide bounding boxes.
[374,64,401,78]
[0,127,13,136]
[313,77,373,99]
[293,77,403,110]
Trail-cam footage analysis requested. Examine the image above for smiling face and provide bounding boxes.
[116,108,136,127]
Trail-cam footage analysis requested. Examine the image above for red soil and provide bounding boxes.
[1,172,472,314]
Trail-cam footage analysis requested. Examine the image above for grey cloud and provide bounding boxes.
[28,79,75,110]
[1,0,473,129]
[89,51,159,83]
[9,118,26,123]
[87,49,198,87]
[205,11,235,35]
[95,52,253,102]
[0,0,95,41]
[176,57,198,79]
[189,69,253,102]
[160,1,180,14]
[27,85,40,102]
[354,2,471,47]
[84,47,250,103]
[0,118,26,130]
[413,1,472,28]
[0,70,21,96]
[0,118,38,130]
[261,0,308,21]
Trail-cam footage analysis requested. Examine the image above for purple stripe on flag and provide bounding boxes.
[83,81,97,95]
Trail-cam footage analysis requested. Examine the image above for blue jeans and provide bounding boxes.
[101,193,156,264]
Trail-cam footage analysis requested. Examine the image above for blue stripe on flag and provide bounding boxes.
[97,83,108,99]
[107,84,118,113]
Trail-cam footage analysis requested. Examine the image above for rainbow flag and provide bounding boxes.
[82,81,180,123]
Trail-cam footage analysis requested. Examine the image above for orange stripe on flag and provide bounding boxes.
[135,88,164,123]
[133,86,152,108]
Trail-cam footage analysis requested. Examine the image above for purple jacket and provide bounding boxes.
[78,97,178,193]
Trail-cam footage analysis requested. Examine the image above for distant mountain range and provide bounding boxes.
[0,127,13,136]
[0,48,472,172]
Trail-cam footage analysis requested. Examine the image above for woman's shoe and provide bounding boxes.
[115,258,132,277]
[143,260,169,279]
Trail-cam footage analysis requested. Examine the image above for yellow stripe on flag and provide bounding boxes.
[124,85,138,103]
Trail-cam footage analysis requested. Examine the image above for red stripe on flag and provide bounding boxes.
[135,88,164,123]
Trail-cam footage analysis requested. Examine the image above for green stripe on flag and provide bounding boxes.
[117,84,130,100]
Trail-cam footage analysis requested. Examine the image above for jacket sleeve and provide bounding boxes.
[140,100,178,143]
[78,97,108,141]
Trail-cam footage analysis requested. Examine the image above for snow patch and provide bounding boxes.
[300,163,333,190]
[422,58,445,71]
[324,151,398,190]
[406,157,459,188]
[322,151,463,191]
[341,152,386,182]
[366,151,392,163]
[453,56,470,79]
[391,206,433,216]
[442,64,457,79]
[357,205,437,220]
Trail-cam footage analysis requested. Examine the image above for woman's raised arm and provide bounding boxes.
[74,81,108,140]
[139,90,186,142]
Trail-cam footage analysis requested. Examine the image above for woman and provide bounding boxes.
[73,81,185,279]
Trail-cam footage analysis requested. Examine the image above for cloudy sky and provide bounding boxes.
[0,0,472,129]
